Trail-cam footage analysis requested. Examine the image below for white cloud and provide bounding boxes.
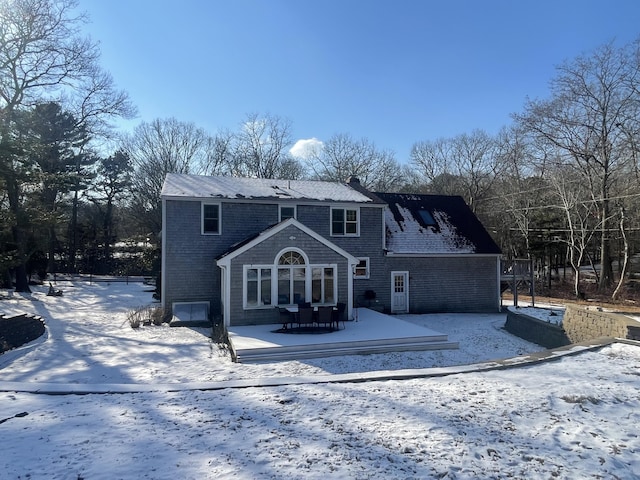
[290,137,324,160]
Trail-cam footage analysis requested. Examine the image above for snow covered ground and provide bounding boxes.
[1,281,639,479]
[508,305,565,325]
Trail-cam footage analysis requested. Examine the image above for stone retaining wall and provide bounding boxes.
[506,305,640,348]
[0,314,46,353]
[505,309,571,348]
[562,304,640,343]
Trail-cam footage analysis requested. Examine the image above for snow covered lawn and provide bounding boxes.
[1,281,639,479]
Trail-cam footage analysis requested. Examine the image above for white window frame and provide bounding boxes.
[242,250,338,310]
[311,264,338,305]
[279,204,296,222]
[243,265,273,308]
[354,257,370,279]
[171,301,210,321]
[330,206,359,236]
[201,202,221,235]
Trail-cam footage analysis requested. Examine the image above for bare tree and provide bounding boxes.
[491,127,542,258]
[516,39,640,292]
[229,113,302,179]
[411,130,505,215]
[121,117,215,237]
[548,166,601,297]
[0,0,133,290]
[306,133,405,190]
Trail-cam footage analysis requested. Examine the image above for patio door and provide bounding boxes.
[391,271,409,313]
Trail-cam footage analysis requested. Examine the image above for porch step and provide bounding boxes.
[234,339,459,363]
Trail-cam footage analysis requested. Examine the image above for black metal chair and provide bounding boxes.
[276,307,293,330]
[297,306,314,329]
[332,302,347,329]
[316,305,334,329]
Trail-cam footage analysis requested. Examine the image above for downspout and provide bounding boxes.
[496,255,502,312]
[347,260,357,321]
[219,265,230,328]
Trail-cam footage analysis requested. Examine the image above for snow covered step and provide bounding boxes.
[234,340,459,363]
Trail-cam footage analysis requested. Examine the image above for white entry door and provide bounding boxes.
[391,271,409,313]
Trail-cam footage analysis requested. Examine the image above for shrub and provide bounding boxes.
[126,306,167,329]
[211,321,230,352]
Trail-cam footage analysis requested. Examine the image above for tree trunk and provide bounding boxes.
[68,189,79,273]
[598,195,613,291]
[4,166,31,293]
[47,226,57,273]
[10,224,31,293]
[612,209,629,301]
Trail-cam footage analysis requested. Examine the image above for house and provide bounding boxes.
[160,174,502,327]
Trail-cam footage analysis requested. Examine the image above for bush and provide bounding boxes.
[126,306,167,329]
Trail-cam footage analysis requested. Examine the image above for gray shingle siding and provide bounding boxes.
[164,199,365,322]
[164,200,281,316]
[164,200,220,315]
[356,256,499,313]
[226,224,352,325]
[163,191,500,324]
[399,256,498,313]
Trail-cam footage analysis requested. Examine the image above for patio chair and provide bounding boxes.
[297,306,314,329]
[316,305,334,329]
[332,302,347,329]
[276,307,293,330]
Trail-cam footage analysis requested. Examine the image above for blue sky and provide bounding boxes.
[80,0,640,163]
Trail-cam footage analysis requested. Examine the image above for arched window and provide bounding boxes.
[244,248,337,309]
[278,251,306,265]
[277,250,306,304]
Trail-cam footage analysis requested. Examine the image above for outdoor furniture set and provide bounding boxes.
[277,302,347,332]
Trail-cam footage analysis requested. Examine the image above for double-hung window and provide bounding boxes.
[245,267,272,307]
[279,205,296,221]
[202,203,220,234]
[354,258,370,279]
[311,266,336,304]
[331,207,359,236]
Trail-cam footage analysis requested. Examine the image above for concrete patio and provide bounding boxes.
[228,308,458,362]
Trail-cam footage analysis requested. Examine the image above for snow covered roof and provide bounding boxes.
[161,173,380,204]
[375,192,502,255]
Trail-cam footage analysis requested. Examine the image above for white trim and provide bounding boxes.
[496,256,503,311]
[201,201,221,235]
[274,247,309,265]
[219,265,230,327]
[309,264,338,305]
[381,208,386,250]
[354,257,370,279]
[171,301,210,322]
[279,204,296,221]
[243,265,273,309]
[161,197,167,311]
[390,271,409,314]
[330,206,360,237]
[242,261,340,310]
[347,262,354,321]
